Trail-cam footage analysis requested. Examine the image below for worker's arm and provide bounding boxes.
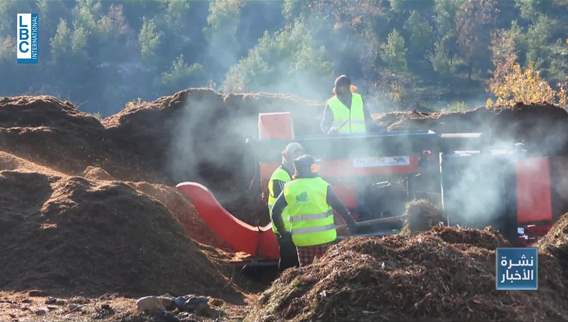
[320,104,335,135]
[326,186,357,231]
[272,179,286,199]
[271,192,288,236]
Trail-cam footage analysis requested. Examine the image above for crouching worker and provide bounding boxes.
[267,142,305,270]
[271,155,357,266]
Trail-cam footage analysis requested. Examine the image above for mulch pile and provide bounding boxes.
[377,103,568,154]
[249,226,568,322]
[0,169,238,298]
[539,213,568,275]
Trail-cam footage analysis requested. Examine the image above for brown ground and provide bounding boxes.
[2,92,568,321]
[0,291,256,322]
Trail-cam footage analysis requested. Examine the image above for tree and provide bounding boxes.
[404,11,434,58]
[139,18,161,63]
[0,36,15,63]
[50,19,71,63]
[223,22,333,97]
[429,39,463,78]
[390,0,434,13]
[486,63,567,108]
[71,26,88,58]
[455,0,498,79]
[524,15,553,70]
[488,27,567,108]
[490,24,521,83]
[161,54,204,92]
[380,29,408,72]
[163,0,192,27]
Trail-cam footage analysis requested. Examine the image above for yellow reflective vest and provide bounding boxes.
[327,93,367,134]
[268,166,292,233]
[283,177,336,247]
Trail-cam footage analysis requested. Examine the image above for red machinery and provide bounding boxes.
[177,112,560,258]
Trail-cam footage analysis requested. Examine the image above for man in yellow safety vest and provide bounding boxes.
[271,155,358,266]
[267,142,304,270]
[321,74,381,135]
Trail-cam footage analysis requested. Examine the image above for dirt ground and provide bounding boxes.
[2,92,568,321]
[0,291,256,322]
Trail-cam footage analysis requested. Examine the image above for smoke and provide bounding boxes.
[441,144,518,231]
[438,105,568,238]
[163,0,568,232]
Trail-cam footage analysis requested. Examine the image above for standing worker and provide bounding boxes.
[321,74,381,135]
[267,142,305,270]
[271,155,358,266]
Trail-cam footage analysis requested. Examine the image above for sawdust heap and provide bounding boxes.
[377,103,568,154]
[0,169,237,298]
[539,213,568,275]
[249,228,568,322]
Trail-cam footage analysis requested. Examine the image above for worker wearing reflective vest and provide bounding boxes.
[271,155,357,266]
[267,142,304,270]
[321,74,380,135]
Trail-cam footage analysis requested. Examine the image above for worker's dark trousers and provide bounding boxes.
[278,236,299,271]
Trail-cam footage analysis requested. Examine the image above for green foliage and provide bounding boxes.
[163,0,191,26]
[380,29,408,72]
[524,15,554,70]
[50,19,71,62]
[429,39,462,77]
[390,0,434,13]
[515,0,547,21]
[404,11,434,57]
[0,36,15,63]
[442,101,469,112]
[161,55,204,91]
[223,22,333,96]
[0,0,567,115]
[455,0,498,78]
[139,18,161,63]
[282,0,304,21]
[71,27,88,57]
[207,0,244,33]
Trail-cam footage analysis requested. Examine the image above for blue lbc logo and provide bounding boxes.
[17,13,39,64]
[496,247,538,291]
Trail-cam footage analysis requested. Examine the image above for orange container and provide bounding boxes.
[516,157,552,224]
[258,112,294,140]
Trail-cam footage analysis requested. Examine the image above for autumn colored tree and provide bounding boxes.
[487,26,567,108]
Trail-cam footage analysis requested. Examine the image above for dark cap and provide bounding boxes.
[334,74,351,88]
[294,154,317,177]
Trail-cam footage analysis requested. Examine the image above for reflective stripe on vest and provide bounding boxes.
[268,166,292,233]
[288,211,333,222]
[327,93,366,134]
[284,177,336,247]
[291,224,336,235]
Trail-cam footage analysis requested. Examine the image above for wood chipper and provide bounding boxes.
[176,112,564,260]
